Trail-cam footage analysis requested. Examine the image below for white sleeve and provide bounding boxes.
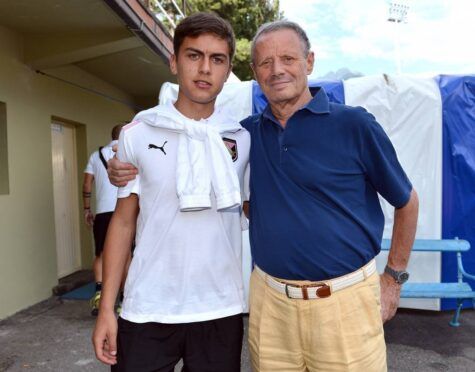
[84,153,95,174]
[240,162,250,231]
[116,129,141,198]
[242,162,250,202]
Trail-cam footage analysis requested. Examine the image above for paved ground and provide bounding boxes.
[0,297,474,371]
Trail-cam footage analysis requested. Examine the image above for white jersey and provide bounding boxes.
[117,107,250,324]
[84,141,118,214]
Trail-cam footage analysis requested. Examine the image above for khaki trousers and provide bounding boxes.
[248,268,387,372]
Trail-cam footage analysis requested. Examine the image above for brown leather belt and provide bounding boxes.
[255,259,377,300]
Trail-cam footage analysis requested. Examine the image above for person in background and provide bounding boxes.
[83,123,127,316]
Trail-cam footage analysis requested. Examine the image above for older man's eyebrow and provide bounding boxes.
[257,57,273,65]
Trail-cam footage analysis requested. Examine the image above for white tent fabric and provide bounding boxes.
[344,75,443,310]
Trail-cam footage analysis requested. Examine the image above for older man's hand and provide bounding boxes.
[379,273,401,323]
[107,146,138,187]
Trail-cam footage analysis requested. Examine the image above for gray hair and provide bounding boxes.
[251,20,311,63]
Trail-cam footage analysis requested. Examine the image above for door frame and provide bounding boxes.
[50,116,90,278]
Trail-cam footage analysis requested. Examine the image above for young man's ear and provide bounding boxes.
[226,63,233,80]
[169,54,178,75]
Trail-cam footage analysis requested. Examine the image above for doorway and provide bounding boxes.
[51,122,81,278]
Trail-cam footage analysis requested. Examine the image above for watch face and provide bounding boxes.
[397,271,410,284]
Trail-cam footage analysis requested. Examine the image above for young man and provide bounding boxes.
[92,12,249,372]
[83,124,124,316]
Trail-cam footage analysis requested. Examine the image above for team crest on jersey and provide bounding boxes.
[222,137,238,162]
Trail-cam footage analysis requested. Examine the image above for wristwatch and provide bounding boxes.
[384,265,409,284]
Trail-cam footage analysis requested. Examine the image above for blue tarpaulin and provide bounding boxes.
[438,75,475,310]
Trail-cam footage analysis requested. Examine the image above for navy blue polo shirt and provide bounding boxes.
[241,87,412,280]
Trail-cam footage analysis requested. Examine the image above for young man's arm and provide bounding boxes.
[380,189,419,323]
[82,173,95,227]
[92,195,139,366]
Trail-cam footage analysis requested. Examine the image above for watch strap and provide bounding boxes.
[384,265,409,284]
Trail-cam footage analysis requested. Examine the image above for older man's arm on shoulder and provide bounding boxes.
[380,189,419,323]
[107,143,138,187]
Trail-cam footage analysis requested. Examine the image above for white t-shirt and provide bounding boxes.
[84,141,118,214]
[117,107,250,324]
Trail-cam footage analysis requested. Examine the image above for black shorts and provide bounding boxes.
[93,212,113,257]
[112,314,243,372]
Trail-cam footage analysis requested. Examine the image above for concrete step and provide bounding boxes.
[52,270,94,296]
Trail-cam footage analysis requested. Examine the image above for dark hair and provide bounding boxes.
[173,12,235,61]
[251,20,311,63]
[111,123,125,140]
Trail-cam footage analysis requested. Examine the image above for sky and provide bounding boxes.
[279,0,475,78]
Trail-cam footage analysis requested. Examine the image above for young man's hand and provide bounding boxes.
[379,273,401,323]
[92,310,118,365]
[107,155,138,187]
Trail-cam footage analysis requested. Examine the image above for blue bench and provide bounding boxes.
[381,238,475,327]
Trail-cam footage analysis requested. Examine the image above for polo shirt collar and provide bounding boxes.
[262,86,330,123]
[304,87,330,114]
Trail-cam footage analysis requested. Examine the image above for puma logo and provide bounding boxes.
[148,141,168,155]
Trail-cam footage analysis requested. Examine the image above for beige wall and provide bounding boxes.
[0,25,136,319]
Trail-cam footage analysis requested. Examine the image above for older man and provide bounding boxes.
[241,21,418,371]
[108,20,418,372]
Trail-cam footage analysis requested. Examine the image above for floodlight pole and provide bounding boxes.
[387,2,409,75]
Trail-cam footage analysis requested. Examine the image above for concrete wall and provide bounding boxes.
[0,25,135,319]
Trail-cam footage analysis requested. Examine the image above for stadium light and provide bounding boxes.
[388,2,409,23]
[387,2,410,74]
